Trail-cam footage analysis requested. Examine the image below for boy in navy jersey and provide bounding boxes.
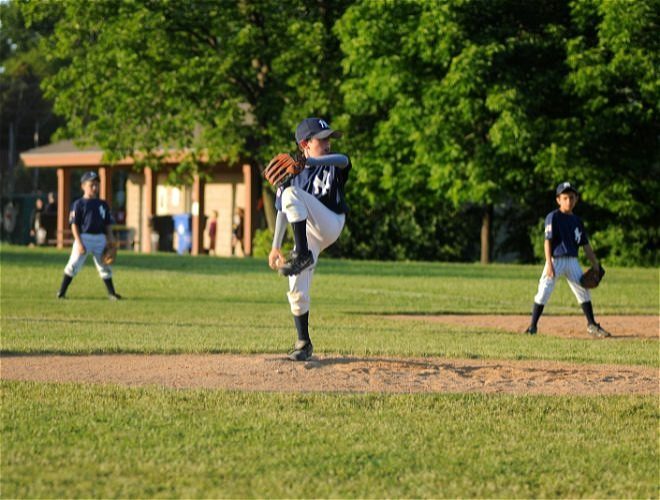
[525,182,609,337]
[268,118,351,360]
[57,171,121,300]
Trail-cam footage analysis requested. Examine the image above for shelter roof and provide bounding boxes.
[20,140,127,168]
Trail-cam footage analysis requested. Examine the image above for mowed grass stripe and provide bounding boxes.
[2,381,657,499]
[1,246,657,365]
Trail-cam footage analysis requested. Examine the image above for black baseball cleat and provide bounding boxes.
[108,293,122,301]
[288,340,313,361]
[56,292,66,299]
[587,323,611,338]
[279,250,314,277]
[524,326,537,335]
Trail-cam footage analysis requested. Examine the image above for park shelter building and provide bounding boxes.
[20,140,258,256]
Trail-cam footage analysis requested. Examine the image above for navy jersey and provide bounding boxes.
[275,159,351,215]
[69,198,114,234]
[544,209,588,257]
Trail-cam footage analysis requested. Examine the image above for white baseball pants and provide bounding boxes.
[64,233,112,280]
[533,256,591,305]
[281,186,345,316]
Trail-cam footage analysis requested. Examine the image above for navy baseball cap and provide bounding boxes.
[295,118,342,144]
[80,171,99,183]
[556,181,578,196]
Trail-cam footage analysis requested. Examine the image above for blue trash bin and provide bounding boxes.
[173,214,192,255]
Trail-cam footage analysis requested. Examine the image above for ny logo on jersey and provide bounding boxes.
[318,119,329,129]
[313,170,332,196]
[574,227,582,244]
[99,205,106,220]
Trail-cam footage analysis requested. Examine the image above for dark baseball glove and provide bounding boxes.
[264,153,305,187]
[580,265,605,289]
[102,243,118,265]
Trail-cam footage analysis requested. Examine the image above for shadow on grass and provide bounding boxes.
[279,355,486,375]
[356,310,521,316]
[0,246,267,276]
[1,245,541,279]
[1,316,277,329]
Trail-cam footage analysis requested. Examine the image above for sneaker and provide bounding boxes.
[56,292,66,299]
[279,250,314,277]
[108,293,122,301]
[524,326,537,335]
[587,323,611,338]
[288,340,313,361]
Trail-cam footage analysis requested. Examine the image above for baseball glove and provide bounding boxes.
[264,153,305,187]
[580,265,605,289]
[102,243,118,265]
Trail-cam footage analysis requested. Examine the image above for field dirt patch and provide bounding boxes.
[1,354,657,395]
[387,314,658,340]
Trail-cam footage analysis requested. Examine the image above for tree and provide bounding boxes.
[23,0,351,228]
[336,0,572,263]
[535,0,659,265]
[337,0,658,265]
[0,0,62,195]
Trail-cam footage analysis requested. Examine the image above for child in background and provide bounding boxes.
[57,171,121,300]
[525,182,609,337]
[207,210,218,255]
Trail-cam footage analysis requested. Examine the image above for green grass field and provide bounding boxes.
[1,245,658,498]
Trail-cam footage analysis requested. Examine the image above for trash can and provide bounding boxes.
[173,214,192,255]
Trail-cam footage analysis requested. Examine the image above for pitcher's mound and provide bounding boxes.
[1,354,657,396]
[387,314,658,340]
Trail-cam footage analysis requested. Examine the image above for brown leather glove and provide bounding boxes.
[102,243,118,265]
[264,153,305,187]
[580,265,605,288]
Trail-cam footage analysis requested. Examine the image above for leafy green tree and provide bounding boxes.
[534,0,659,265]
[337,0,658,265]
[20,0,658,264]
[337,0,572,262]
[1,0,62,195]
[23,0,350,228]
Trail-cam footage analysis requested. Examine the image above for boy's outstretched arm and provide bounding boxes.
[544,239,555,278]
[583,244,600,270]
[305,154,350,169]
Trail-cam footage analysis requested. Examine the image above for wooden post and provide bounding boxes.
[98,166,112,202]
[242,164,253,256]
[480,205,492,265]
[143,167,157,252]
[191,174,205,256]
[56,168,71,249]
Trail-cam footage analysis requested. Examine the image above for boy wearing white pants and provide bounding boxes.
[57,171,121,301]
[269,118,351,361]
[525,182,609,337]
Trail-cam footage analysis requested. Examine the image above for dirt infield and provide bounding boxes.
[387,314,658,340]
[2,315,656,396]
[1,353,657,396]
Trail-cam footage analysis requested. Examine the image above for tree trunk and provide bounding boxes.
[480,205,492,265]
[262,188,276,232]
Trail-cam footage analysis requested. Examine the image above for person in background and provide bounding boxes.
[29,197,46,246]
[206,210,218,255]
[44,192,57,215]
[232,207,244,256]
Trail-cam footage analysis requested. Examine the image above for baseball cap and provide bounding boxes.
[80,171,99,183]
[556,181,578,196]
[295,117,342,144]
